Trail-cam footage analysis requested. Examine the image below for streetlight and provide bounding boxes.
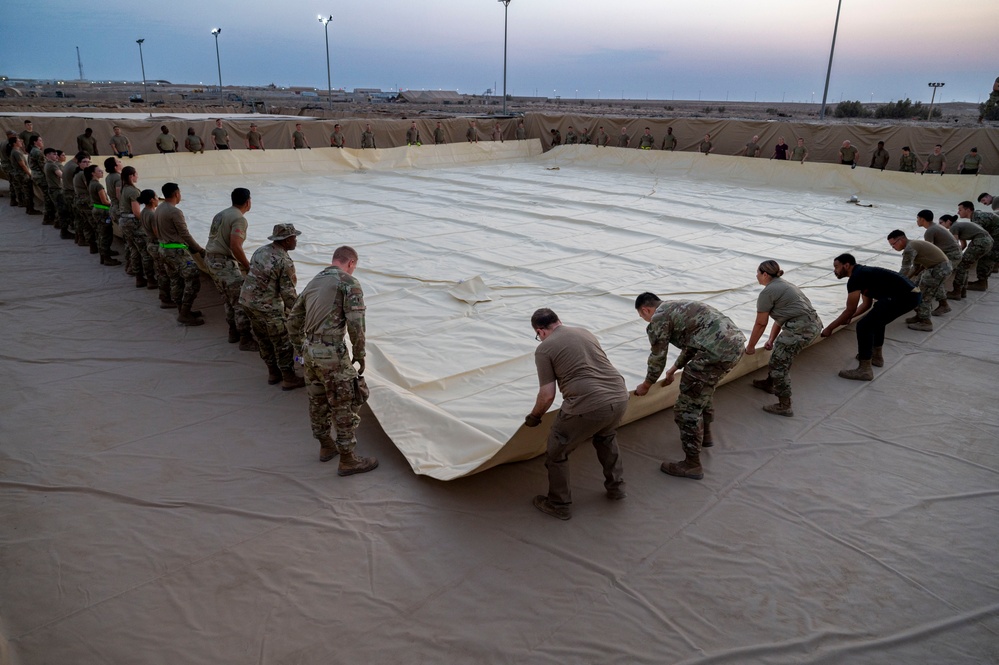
[819,0,843,119]
[927,82,945,121]
[319,15,333,111]
[211,28,223,107]
[498,0,511,114]
[135,39,147,104]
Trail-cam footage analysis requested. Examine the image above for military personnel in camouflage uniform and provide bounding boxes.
[916,209,962,283]
[205,188,256,350]
[515,121,526,141]
[28,136,51,223]
[43,149,65,231]
[287,246,379,474]
[86,164,121,266]
[109,126,132,158]
[744,261,822,417]
[103,157,126,270]
[60,152,85,238]
[898,147,921,172]
[661,128,677,151]
[596,126,610,147]
[76,128,99,156]
[406,122,421,146]
[9,137,39,215]
[465,121,478,144]
[433,122,446,145]
[887,230,952,331]
[579,127,592,145]
[138,189,174,308]
[638,128,655,150]
[1,131,18,207]
[361,124,376,149]
[617,128,630,148]
[633,294,746,480]
[239,223,305,389]
[939,216,993,299]
[330,124,345,148]
[977,193,999,213]
[119,166,156,289]
[564,127,578,144]
[155,182,206,325]
[957,201,999,291]
[72,156,95,248]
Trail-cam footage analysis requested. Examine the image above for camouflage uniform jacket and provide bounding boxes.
[644,300,745,384]
[971,210,999,241]
[287,266,366,362]
[238,243,297,315]
[28,147,45,179]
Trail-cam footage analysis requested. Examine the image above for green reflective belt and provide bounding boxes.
[92,203,110,210]
[160,243,188,249]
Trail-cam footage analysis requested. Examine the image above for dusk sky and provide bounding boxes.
[3,0,997,104]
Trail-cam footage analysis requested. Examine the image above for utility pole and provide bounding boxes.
[76,47,85,80]
[926,82,944,121]
[819,0,843,119]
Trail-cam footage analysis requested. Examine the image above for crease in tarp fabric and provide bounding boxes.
[79,142,999,480]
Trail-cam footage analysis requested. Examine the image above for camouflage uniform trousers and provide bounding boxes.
[160,247,202,306]
[147,242,173,304]
[11,171,32,208]
[75,195,95,244]
[50,188,68,229]
[60,190,75,230]
[91,208,114,261]
[244,308,295,372]
[303,341,361,449]
[120,215,152,280]
[674,336,744,457]
[953,236,994,288]
[545,399,628,507]
[45,184,64,227]
[110,208,132,271]
[768,313,822,399]
[0,164,16,205]
[33,177,53,221]
[914,262,952,318]
[206,257,250,332]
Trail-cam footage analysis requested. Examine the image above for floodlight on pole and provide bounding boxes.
[136,39,147,104]
[819,0,843,120]
[319,15,334,111]
[927,82,944,121]
[498,0,511,114]
[211,28,223,107]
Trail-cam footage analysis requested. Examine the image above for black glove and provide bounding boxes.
[354,357,365,376]
[524,414,542,428]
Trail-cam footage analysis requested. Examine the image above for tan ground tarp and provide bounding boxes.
[54,143,994,481]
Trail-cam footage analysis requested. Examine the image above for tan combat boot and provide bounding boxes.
[701,422,714,448]
[661,453,704,480]
[176,304,205,326]
[967,278,988,291]
[751,376,776,394]
[266,363,282,385]
[871,346,884,367]
[839,359,874,381]
[280,369,306,391]
[946,288,963,300]
[907,319,933,332]
[904,314,920,324]
[238,331,259,352]
[931,301,951,316]
[318,435,338,463]
[337,448,379,476]
[763,396,793,417]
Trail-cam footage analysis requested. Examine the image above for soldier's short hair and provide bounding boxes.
[84,127,93,135]
[43,148,56,155]
[332,246,358,264]
[958,201,975,211]
[634,292,662,310]
[530,308,559,330]
[162,182,180,198]
[74,151,90,161]
[886,229,906,241]
[978,193,990,203]
[917,209,934,222]
[834,253,856,266]
[103,157,118,171]
[231,187,251,206]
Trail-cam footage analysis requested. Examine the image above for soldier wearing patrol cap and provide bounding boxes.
[240,223,304,390]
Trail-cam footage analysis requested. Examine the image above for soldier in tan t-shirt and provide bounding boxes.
[525,308,629,520]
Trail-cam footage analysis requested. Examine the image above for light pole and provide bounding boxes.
[136,39,147,103]
[498,0,511,114]
[319,15,333,111]
[927,82,944,121]
[211,28,223,107]
[819,0,843,119]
